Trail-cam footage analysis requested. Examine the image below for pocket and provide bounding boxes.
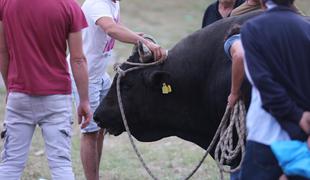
[1,127,8,162]
[59,118,73,139]
[56,126,72,161]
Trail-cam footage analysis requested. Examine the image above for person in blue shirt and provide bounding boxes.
[223,24,245,180]
[224,24,244,108]
[240,0,310,179]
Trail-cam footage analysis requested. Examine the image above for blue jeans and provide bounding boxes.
[231,169,241,180]
[240,141,309,180]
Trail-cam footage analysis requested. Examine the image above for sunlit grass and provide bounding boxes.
[0,0,309,179]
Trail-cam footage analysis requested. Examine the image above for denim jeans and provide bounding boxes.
[240,140,309,180]
[231,169,241,180]
[0,92,74,180]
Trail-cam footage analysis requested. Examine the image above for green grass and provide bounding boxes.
[1,0,310,179]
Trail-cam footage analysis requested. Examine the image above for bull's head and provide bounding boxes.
[93,39,174,142]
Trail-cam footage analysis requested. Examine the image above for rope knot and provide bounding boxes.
[113,62,122,72]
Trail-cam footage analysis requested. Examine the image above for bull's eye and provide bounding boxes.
[121,83,133,91]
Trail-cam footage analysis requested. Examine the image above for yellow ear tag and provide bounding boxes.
[162,83,172,94]
[167,84,172,93]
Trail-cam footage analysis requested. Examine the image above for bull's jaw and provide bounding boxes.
[93,113,125,136]
[107,126,124,136]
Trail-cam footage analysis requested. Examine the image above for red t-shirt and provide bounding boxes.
[0,0,87,95]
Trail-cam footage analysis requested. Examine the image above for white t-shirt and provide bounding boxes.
[81,0,120,82]
[243,50,290,145]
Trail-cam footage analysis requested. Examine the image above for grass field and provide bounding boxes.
[0,0,310,180]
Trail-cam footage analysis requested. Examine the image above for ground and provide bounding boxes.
[0,0,309,179]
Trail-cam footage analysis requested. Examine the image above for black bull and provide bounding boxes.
[94,11,310,151]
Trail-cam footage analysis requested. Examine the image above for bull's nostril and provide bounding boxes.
[93,115,100,123]
[93,115,105,128]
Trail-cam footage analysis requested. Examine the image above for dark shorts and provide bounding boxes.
[240,141,309,180]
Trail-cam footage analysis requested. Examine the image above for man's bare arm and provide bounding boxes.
[68,31,92,128]
[228,41,245,107]
[0,22,9,91]
[96,17,166,61]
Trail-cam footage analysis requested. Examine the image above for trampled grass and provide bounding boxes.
[0,0,309,179]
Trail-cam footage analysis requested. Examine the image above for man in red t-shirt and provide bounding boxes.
[0,0,91,179]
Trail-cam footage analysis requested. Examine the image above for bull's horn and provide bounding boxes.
[138,40,153,63]
[137,34,158,63]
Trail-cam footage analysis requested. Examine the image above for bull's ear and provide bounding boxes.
[145,70,171,87]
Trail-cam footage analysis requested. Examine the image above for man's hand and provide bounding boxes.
[77,101,92,129]
[227,92,240,108]
[144,40,167,61]
[299,111,310,135]
[279,174,288,180]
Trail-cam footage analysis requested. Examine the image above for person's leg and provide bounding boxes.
[72,79,100,180]
[75,75,110,180]
[96,73,112,168]
[230,169,241,180]
[0,93,36,180]
[80,131,100,180]
[96,128,105,168]
[240,140,283,180]
[39,94,74,180]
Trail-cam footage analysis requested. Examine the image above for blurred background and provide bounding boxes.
[0,0,309,179]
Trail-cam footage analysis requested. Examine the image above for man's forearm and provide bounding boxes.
[70,56,89,103]
[105,23,145,45]
[0,49,8,90]
[0,22,9,90]
[231,56,244,95]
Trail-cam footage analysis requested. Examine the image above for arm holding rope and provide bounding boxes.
[96,17,167,61]
[227,40,245,108]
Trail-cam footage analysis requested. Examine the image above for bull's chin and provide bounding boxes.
[131,130,169,142]
[106,127,125,136]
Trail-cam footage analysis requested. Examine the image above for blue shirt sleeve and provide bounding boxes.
[224,34,241,59]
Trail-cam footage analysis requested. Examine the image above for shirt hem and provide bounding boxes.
[9,89,71,96]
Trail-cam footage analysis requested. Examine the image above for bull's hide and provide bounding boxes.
[94,11,309,153]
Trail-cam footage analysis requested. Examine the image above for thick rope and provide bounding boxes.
[214,101,246,179]
[115,60,246,180]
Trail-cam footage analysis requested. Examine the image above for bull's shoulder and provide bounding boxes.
[169,10,263,56]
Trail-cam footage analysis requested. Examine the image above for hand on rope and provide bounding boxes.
[215,100,246,179]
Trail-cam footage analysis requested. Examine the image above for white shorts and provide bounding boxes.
[72,72,112,133]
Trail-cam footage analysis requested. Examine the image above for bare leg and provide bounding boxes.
[81,132,100,180]
[97,129,105,168]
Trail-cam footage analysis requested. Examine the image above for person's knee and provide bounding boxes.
[0,129,29,168]
[0,165,24,180]
[46,128,73,169]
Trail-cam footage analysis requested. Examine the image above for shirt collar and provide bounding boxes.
[265,0,277,9]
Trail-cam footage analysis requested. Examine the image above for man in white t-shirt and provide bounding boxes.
[71,0,167,179]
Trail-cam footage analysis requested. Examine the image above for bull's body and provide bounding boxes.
[93,11,262,150]
[95,10,309,151]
